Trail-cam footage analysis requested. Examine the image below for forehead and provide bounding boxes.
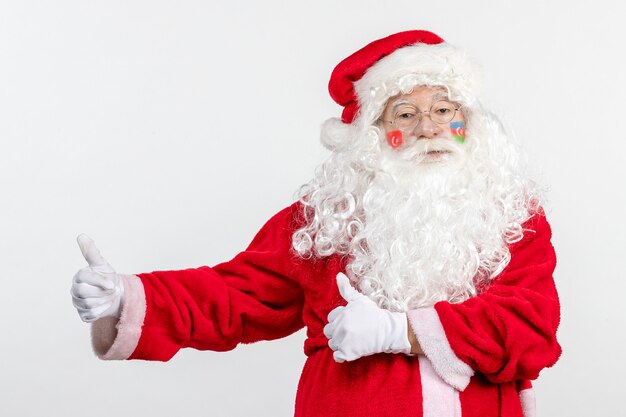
[385,86,449,109]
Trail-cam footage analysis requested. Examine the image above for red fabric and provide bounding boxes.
[517,379,533,391]
[129,203,560,417]
[130,205,305,361]
[435,213,561,384]
[328,30,444,123]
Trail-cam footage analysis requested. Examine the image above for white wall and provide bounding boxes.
[1,1,623,415]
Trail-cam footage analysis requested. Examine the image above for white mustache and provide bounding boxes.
[396,136,464,162]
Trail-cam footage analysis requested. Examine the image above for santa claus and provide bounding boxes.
[71,30,561,417]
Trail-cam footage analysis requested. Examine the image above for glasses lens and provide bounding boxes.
[393,108,418,131]
[430,101,457,124]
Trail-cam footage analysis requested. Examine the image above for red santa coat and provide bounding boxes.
[91,203,561,417]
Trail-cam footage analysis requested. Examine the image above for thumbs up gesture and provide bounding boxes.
[71,234,124,323]
[323,273,411,362]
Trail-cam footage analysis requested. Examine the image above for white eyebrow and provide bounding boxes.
[431,92,449,102]
[391,100,416,111]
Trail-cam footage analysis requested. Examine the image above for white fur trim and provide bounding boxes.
[407,307,474,391]
[91,274,146,360]
[418,356,462,417]
[320,117,358,151]
[353,43,481,125]
[519,388,536,417]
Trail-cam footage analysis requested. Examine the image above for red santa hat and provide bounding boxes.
[321,30,481,150]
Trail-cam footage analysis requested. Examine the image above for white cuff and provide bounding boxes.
[407,307,474,391]
[519,388,536,417]
[389,311,412,354]
[91,274,146,360]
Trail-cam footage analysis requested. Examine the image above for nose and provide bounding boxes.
[414,115,443,139]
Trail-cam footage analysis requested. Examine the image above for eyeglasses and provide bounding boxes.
[381,100,462,133]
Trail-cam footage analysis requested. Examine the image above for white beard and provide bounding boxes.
[348,136,510,311]
[293,118,537,312]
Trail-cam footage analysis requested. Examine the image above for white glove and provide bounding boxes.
[324,273,411,362]
[71,234,124,323]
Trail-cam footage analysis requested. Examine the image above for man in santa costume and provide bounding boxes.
[71,30,561,417]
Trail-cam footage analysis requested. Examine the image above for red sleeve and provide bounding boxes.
[129,204,305,361]
[434,213,562,383]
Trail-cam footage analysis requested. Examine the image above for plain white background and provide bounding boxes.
[1,1,624,415]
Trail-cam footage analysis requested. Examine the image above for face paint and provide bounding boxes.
[386,130,403,149]
[450,121,465,143]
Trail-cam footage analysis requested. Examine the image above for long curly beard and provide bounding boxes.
[293,113,539,312]
[348,138,509,311]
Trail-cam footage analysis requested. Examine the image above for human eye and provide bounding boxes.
[394,106,417,121]
[433,103,453,114]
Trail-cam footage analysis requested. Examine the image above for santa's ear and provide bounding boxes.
[320,118,357,151]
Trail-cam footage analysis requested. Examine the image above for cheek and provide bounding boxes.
[449,121,465,143]
[386,130,403,149]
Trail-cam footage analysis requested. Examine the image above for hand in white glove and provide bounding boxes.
[71,234,124,323]
[323,273,411,363]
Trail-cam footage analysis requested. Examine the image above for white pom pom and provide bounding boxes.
[320,118,358,151]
